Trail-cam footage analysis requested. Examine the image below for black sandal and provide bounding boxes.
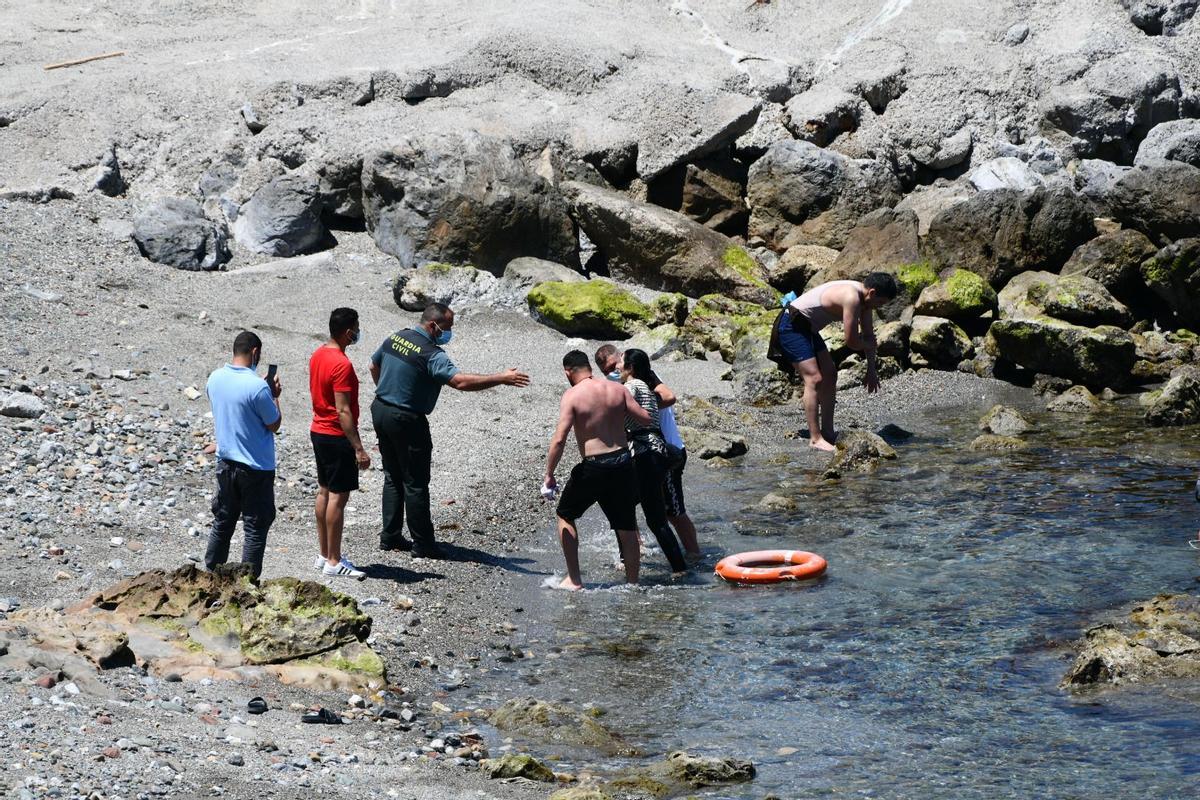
[247,697,268,715]
[301,708,342,725]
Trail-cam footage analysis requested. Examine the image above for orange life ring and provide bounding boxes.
[714,550,827,584]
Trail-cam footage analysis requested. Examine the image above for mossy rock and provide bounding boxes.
[722,246,778,300]
[978,404,1031,436]
[909,315,973,369]
[303,641,387,679]
[1141,239,1200,329]
[1046,385,1103,413]
[895,261,938,300]
[683,294,777,361]
[239,578,371,664]
[914,268,996,320]
[527,280,652,339]
[650,293,689,327]
[985,315,1136,388]
[480,753,556,782]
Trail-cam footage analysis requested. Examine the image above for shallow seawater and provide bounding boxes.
[473,406,1200,798]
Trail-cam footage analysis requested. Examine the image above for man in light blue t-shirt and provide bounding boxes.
[205,331,282,578]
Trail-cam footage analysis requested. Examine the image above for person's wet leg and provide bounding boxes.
[817,349,838,444]
[558,517,584,590]
[616,528,640,584]
[797,357,833,451]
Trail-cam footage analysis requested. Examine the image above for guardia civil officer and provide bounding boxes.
[369,302,530,559]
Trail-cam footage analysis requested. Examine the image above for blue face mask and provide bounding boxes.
[606,370,621,382]
[435,328,452,346]
[350,329,361,345]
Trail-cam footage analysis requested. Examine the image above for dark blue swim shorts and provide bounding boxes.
[777,310,827,364]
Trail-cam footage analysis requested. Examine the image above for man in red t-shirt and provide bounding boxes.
[309,307,371,580]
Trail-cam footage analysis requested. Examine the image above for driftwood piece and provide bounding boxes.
[43,51,125,71]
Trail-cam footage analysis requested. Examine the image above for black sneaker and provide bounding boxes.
[380,537,412,552]
[411,544,446,560]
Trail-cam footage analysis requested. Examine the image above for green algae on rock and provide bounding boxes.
[895,261,939,300]
[914,268,997,320]
[527,279,652,339]
[986,315,1136,388]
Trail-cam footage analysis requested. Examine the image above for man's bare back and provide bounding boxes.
[562,377,636,457]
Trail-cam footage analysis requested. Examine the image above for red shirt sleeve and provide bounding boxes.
[330,358,355,393]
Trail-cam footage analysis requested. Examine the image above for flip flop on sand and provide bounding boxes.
[301,708,342,725]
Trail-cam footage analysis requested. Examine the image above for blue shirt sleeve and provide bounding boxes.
[428,352,460,385]
[371,342,384,366]
[253,382,280,426]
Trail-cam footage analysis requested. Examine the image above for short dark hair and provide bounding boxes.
[421,303,452,325]
[864,272,899,300]
[329,307,358,337]
[594,344,617,371]
[563,350,591,372]
[232,331,262,357]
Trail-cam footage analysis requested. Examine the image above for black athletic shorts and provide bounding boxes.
[311,431,359,493]
[555,450,638,531]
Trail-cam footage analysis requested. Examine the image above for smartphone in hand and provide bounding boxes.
[265,364,278,384]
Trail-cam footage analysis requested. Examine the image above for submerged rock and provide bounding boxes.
[969,434,1029,452]
[489,697,637,755]
[609,751,756,797]
[1062,594,1200,689]
[480,753,555,782]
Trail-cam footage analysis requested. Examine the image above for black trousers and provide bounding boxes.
[206,459,276,578]
[631,449,688,572]
[371,399,436,550]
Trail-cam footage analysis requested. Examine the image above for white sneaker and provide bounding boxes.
[323,558,365,580]
[314,555,325,572]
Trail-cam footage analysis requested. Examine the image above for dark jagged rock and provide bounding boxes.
[131,198,231,271]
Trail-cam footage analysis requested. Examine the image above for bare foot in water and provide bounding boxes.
[809,439,836,452]
[557,576,584,591]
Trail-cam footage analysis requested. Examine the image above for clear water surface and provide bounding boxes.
[470,406,1200,799]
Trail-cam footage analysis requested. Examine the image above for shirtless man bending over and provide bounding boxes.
[776,272,898,451]
[544,350,653,590]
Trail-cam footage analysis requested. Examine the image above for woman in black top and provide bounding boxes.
[620,349,688,574]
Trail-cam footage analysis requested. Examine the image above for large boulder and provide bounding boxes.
[564,181,773,304]
[501,257,585,289]
[729,332,796,406]
[392,263,503,311]
[1002,272,1134,328]
[1135,118,1200,167]
[131,198,231,271]
[914,268,997,322]
[1140,238,1200,328]
[767,244,838,292]
[1106,162,1200,243]
[746,140,902,250]
[827,208,920,277]
[997,271,1058,319]
[527,280,652,339]
[1145,366,1200,426]
[635,91,760,181]
[908,315,973,369]
[986,316,1137,387]
[922,187,1096,288]
[1042,51,1182,162]
[232,173,327,257]
[677,157,749,235]
[0,391,46,419]
[362,132,578,273]
[1060,229,1158,310]
[1121,1,1200,37]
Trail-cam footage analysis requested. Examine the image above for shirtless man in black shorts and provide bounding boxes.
[544,350,652,590]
